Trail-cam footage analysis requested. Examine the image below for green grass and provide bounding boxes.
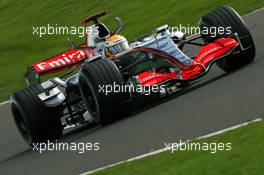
[0,0,264,101]
[89,119,264,175]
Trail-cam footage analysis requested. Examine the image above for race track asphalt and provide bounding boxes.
[0,8,264,175]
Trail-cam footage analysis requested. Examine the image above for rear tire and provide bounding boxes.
[200,6,255,72]
[11,88,63,146]
[79,58,129,126]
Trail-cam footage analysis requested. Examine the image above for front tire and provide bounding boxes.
[79,58,129,126]
[200,6,255,72]
[11,88,63,146]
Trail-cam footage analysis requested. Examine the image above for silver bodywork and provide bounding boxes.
[130,25,193,66]
[38,79,66,107]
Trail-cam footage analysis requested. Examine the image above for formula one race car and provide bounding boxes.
[11,6,255,146]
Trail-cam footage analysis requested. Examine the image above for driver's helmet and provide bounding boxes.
[104,35,129,58]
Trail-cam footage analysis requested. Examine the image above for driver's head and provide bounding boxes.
[104,35,129,58]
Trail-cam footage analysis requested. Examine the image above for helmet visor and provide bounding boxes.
[106,41,129,55]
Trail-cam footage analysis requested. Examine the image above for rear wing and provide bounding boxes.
[32,48,96,76]
[25,47,96,91]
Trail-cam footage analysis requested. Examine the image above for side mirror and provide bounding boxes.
[67,38,77,49]
[114,17,124,35]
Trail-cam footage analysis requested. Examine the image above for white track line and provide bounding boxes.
[243,6,264,17]
[0,100,9,106]
[81,118,262,175]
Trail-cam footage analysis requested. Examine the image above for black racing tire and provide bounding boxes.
[79,58,129,126]
[200,5,255,72]
[10,87,63,146]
